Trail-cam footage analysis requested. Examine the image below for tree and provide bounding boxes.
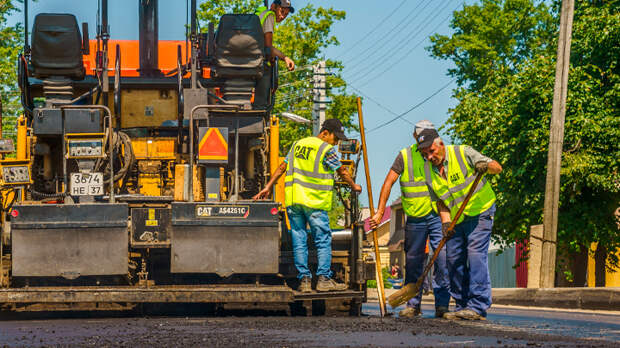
[0,0,23,139]
[428,0,620,280]
[197,0,359,154]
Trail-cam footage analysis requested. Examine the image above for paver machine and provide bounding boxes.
[0,0,372,315]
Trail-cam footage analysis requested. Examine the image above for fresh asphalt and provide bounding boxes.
[363,301,620,342]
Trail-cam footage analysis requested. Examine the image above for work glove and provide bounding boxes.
[474,161,489,175]
[442,222,452,237]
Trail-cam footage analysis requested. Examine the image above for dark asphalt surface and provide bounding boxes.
[0,302,618,347]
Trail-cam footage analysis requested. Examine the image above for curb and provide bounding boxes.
[492,287,620,311]
[366,287,620,311]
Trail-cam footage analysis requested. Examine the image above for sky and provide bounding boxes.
[9,0,465,207]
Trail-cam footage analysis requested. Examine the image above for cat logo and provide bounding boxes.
[450,172,462,182]
[196,206,213,217]
[294,145,315,160]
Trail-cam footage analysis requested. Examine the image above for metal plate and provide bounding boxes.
[131,207,171,247]
[171,226,279,275]
[70,172,104,196]
[10,203,128,277]
[195,204,250,218]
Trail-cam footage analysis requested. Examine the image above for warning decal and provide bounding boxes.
[198,128,228,162]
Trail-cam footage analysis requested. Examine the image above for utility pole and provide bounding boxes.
[540,0,574,288]
[312,61,327,135]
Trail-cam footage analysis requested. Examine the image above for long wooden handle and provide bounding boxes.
[357,97,387,317]
[388,172,484,308]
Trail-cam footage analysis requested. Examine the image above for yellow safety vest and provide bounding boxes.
[255,6,275,26]
[424,145,496,224]
[399,144,435,218]
[284,137,335,211]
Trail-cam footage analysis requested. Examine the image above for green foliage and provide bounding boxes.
[197,0,359,155]
[366,267,393,289]
[0,0,23,139]
[429,1,620,265]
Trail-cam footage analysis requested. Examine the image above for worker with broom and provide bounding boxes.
[417,128,502,320]
[370,120,450,318]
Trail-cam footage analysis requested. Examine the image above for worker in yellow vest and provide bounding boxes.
[254,1,295,109]
[417,128,502,320]
[254,119,362,292]
[370,120,450,318]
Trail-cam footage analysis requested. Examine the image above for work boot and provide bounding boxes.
[454,308,486,321]
[435,306,449,318]
[442,311,461,320]
[399,306,421,318]
[298,277,312,293]
[316,275,347,292]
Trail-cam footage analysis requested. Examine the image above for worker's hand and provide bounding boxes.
[284,56,295,71]
[351,183,362,193]
[441,222,452,237]
[475,161,489,175]
[252,188,271,200]
[369,211,383,230]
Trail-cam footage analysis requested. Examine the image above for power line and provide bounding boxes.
[333,0,408,61]
[351,79,455,135]
[343,0,432,68]
[347,83,414,126]
[355,4,461,87]
[347,0,457,83]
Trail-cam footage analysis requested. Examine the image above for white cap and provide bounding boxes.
[414,120,435,136]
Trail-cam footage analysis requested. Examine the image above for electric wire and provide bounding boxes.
[333,0,408,61]
[356,5,460,88]
[343,0,433,69]
[347,0,456,83]
[350,78,455,135]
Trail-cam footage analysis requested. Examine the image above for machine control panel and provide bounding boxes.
[68,139,103,158]
[0,162,31,185]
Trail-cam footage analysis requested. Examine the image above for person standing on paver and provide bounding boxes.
[254,0,295,109]
[369,121,450,318]
[417,128,502,320]
[254,119,362,293]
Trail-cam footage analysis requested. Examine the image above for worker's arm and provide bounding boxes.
[369,170,399,230]
[336,166,362,193]
[253,161,288,200]
[264,32,295,71]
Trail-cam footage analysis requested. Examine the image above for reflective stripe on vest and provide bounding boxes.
[424,145,495,223]
[284,137,335,211]
[256,6,275,26]
[399,144,434,218]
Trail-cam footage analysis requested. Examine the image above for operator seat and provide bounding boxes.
[212,14,265,107]
[31,13,85,80]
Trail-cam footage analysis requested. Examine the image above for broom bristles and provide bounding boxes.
[387,283,419,308]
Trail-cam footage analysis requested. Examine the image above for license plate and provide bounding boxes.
[70,172,104,196]
[196,205,250,218]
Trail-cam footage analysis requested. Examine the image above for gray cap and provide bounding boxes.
[414,119,435,136]
[274,0,295,13]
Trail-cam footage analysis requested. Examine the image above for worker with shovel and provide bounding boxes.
[417,129,502,320]
[370,121,450,318]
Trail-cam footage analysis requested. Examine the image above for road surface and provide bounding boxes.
[0,302,618,347]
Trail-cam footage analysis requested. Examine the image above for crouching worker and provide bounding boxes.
[417,128,502,320]
[253,119,362,292]
[370,120,450,318]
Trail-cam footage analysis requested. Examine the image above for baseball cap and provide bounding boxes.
[274,0,295,13]
[417,128,440,149]
[414,119,435,136]
[321,119,348,140]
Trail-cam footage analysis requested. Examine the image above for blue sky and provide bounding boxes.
[10,0,464,206]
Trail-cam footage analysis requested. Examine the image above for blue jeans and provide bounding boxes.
[404,212,450,309]
[287,204,332,279]
[447,204,496,317]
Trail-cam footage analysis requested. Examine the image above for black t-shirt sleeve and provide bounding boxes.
[390,152,404,175]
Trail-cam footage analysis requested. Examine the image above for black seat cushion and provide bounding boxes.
[213,14,264,79]
[31,13,85,79]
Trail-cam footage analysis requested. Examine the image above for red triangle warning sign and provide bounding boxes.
[198,128,228,162]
